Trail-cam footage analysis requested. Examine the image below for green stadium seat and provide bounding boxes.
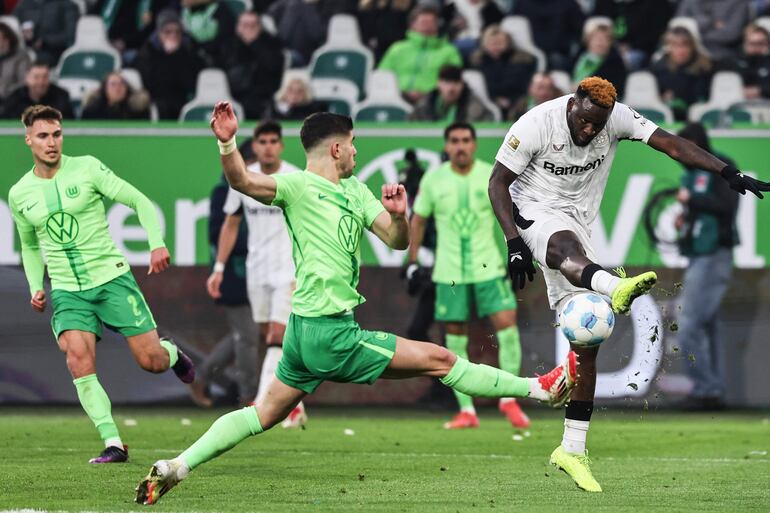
[354,105,409,122]
[55,16,120,81]
[310,49,371,100]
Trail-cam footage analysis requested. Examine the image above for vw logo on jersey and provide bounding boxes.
[46,211,79,245]
[337,214,362,254]
[450,208,479,237]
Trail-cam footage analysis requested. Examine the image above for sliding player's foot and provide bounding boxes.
[610,271,657,315]
[170,345,196,384]
[443,411,480,429]
[89,445,128,464]
[135,459,187,505]
[281,403,307,428]
[535,351,578,408]
[550,445,602,492]
[499,399,530,429]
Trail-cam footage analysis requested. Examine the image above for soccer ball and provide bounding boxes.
[559,293,615,347]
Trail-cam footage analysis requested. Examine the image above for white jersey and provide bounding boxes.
[495,95,659,226]
[223,161,300,286]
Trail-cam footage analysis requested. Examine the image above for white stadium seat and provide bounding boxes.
[501,16,547,72]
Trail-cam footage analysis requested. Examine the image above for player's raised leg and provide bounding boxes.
[136,377,305,505]
[126,330,195,383]
[58,329,128,464]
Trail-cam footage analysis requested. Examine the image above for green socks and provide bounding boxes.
[180,406,263,470]
[445,334,475,411]
[496,326,522,374]
[441,356,530,399]
[159,338,178,368]
[73,374,121,447]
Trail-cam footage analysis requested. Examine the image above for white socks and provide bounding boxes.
[527,378,549,401]
[562,419,590,454]
[590,270,621,297]
[460,405,477,414]
[255,346,282,404]
[105,437,123,449]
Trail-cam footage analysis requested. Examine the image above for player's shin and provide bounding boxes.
[440,357,530,399]
[179,405,263,471]
[73,374,122,448]
[562,400,593,454]
[445,334,475,412]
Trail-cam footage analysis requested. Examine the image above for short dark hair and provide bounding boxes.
[300,112,353,152]
[444,122,476,141]
[677,122,711,153]
[21,105,62,127]
[408,5,439,25]
[254,120,282,139]
[438,65,463,82]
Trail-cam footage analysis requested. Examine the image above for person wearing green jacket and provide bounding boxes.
[378,5,463,103]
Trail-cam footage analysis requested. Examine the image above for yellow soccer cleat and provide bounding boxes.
[550,445,602,492]
[610,270,657,315]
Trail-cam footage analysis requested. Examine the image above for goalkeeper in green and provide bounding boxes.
[8,105,196,464]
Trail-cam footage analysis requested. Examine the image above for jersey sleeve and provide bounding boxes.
[222,187,243,215]
[272,172,306,208]
[361,181,386,228]
[9,189,45,295]
[494,112,543,175]
[411,172,434,217]
[89,157,127,199]
[611,102,659,144]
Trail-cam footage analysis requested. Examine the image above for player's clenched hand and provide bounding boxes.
[381,183,407,216]
[210,101,238,142]
[507,237,536,290]
[148,247,171,275]
[206,272,223,299]
[30,290,46,312]
[721,165,770,199]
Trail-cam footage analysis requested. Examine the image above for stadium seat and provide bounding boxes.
[56,16,120,81]
[500,16,547,72]
[261,14,277,35]
[622,71,674,124]
[461,70,502,121]
[688,72,746,124]
[311,77,358,116]
[549,70,573,95]
[352,70,412,122]
[120,68,159,121]
[56,77,99,118]
[756,17,770,36]
[309,14,373,99]
[222,0,251,16]
[179,68,244,121]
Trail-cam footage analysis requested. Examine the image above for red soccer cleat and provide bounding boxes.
[443,411,480,430]
[536,351,579,408]
[499,400,530,429]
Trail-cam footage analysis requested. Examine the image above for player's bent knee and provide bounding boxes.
[433,346,457,375]
[137,352,168,373]
[65,351,95,377]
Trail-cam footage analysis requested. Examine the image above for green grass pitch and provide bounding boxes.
[1,407,768,512]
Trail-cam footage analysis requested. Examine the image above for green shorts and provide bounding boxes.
[435,276,517,322]
[50,271,157,341]
[276,313,397,394]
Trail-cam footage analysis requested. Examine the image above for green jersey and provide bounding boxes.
[272,171,385,317]
[412,159,505,284]
[9,154,164,293]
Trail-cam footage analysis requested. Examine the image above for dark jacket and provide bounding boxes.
[410,86,494,122]
[13,0,78,66]
[512,0,584,57]
[135,33,204,120]
[0,83,74,119]
[651,56,712,122]
[263,100,327,121]
[208,179,249,306]
[735,54,770,99]
[678,155,740,256]
[268,0,325,64]
[182,1,236,64]
[469,48,535,106]
[223,32,285,119]
[593,0,674,57]
[357,0,414,61]
[80,89,151,120]
[572,46,627,97]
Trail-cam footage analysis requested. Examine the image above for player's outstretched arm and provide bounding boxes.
[371,184,409,250]
[210,101,277,205]
[648,128,770,199]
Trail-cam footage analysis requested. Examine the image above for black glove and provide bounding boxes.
[721,165,770,199]
[403,263,423,296]
[507,237,536,290]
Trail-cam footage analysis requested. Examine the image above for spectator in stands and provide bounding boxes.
[651,26,712,122]
[181,0,236,64]
[223,11,284,119]
[0,21,31,100]
[135,9,204,120]
[737,24,770,100]
[97,0,161,65]
[358,0,415,61]
[445,0,504,58]
[468,25,535,119]
[512,0,584,71]
[13,0,78,66]
[267,0,325,66]
[263,75,326,120]
[378,5,462,104]
[80,71,151,120]
[676,0,751,64]
[0,62,73,118]
[572,19,627,98]
[507,71,562,121]
[592,0,674,71]
[410,64,494,122]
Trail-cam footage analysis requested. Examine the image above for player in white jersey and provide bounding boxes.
[488,77,770,492]
[206,121,307,428]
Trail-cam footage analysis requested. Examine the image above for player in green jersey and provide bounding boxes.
[408,122,528,430]
[8,105,196,464]
[135,102,578,505]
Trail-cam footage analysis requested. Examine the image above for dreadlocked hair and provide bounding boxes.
[576,77,617,109]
